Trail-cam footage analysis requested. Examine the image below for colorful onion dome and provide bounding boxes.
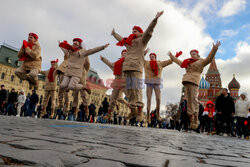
[199,76,210,89]
[228,74,240,90]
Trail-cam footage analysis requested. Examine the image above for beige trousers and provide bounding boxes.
[17,103,24,116]
[15,66,39,83]
[58,73,69,110]
[146,84,161,112]
[60,76,84,90]
[42,90,56,112]
[72,89,88,108]
[184,82,199,116]
[124,71,144,109]
[109,88,128,111]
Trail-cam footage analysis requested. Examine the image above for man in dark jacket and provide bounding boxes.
[27,90,39,117]
[102,97,109,116]
[180,98,189,131]
[88,103,96,123]
[215,88,235,136]
[197,102,205,133]
[6,88,18,115]
[0,85,7,114]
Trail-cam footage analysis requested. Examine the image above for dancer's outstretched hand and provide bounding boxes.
[100,55,104,61]
[155,11,164,19]
[111,28,115,35]
[104,43,110,48]
[213,41,221,49]
[168,51,173,57]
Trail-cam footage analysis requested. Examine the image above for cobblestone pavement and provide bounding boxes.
[0,115,249,167]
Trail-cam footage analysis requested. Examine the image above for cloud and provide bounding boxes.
[220,29,239,38]
[216,41,250,95]
[0,0,248,113]
[218,0,246,17]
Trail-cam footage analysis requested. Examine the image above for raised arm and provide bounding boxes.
[168,52,183,66]
[161,59,173,68]
[111,28,123,42]
[142,11,164,45]
[82,43,109,57]
[58,41,70,58]
[24,44,41,59]
[202,41,221,67]
[100,56,114,71]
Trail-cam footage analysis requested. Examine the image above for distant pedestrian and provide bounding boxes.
[16,89,26,117]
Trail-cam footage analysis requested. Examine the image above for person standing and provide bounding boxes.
[40,59,58,118]
[88,102,96,123]
[169,41,221,130]
[15,33,42,90]
[0,85,7,114]
[203,101,216,135]
[180,97,189,131]
[235,92,250,138]
[6,88,18,115]
[28,90,39,117]
[215,88,235,136]
[16,89,26,117]
[111,11,164,122]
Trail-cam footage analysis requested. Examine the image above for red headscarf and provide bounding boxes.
[117,34,137,46]
[59,40,79,52]
[48,59,58,82]
[181,58,198,68]
[149,53,158,76]
[19,40,34,61]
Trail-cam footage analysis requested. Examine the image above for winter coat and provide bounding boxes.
[235,97,250,118]
[8,92,17,104]
[30,93,39,105]
[169,47,218,86]
[65,46,105,78]
[215,93,235,118]
[0,89,7,102]
[102,100,109,114]
[57,47,70,74]
[144,59,172,84]
[203,101,216,118]
[17,41,42,71]
[41,68,58,91]
[17,94,26,104]
[198,103,204,120]
[80,56,90,85]
[101,57,125,88]
[112,18,158,73]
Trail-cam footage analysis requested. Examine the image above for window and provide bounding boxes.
[7,57,12,64]
[1,73,5,79]
[11,75,14,82]
[16,61,21,67]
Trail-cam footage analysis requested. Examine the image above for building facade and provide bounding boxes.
[198,58,240,104]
